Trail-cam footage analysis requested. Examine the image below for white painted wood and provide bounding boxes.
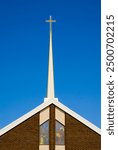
[39,145,49,150]
[0,100,52,136]
[55,107,65,125]
[55,145,65,150]
[44,98,58,102]
[40,107,49,125]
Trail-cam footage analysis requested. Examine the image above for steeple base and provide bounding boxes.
[44,98,58,102]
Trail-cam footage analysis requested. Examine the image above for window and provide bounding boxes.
[40,121,49,145]
[55,121,65,145]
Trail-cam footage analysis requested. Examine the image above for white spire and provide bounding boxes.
[44,16,58,102]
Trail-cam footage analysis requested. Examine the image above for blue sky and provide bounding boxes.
[0,0,101,128]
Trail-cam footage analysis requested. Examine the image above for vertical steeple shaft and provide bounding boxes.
[46,16,56,99]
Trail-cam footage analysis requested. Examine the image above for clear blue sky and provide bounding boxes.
[0,0,101,128]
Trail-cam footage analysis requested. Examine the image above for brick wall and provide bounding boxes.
[0,113,39,150]
[65,113,101,150]
[0,105,101,150]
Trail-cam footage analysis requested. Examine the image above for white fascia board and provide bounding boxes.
[52,100,101,135]
[0,100,52,136]
[0,99,101,136]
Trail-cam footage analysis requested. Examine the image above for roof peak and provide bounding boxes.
[0,99,101,136]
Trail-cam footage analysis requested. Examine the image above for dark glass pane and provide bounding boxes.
[40,121,49,145]
[55,121,65,145]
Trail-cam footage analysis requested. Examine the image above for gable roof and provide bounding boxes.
[0,99,101,136]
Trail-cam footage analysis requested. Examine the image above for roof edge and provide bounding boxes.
[53,100,101,135]
[0,100,101,136]
[0,100,52,136]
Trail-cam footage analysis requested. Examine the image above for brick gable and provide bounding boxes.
[0,113,39,150]
[65,113,101,150]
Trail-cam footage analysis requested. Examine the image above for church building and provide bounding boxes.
[0,16,101,150]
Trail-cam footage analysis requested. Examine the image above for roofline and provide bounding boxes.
[0,100,101,136]
[0,100,52,136]
[54,100,101,135]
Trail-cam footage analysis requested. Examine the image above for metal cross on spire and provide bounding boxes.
[44,16,58,101]
[45,16,56,32]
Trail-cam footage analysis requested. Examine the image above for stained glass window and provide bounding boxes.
[40,121,49,145]
[55,121,65,145]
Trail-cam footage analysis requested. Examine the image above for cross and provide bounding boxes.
[45,16,56,31]
[45,16,56,23]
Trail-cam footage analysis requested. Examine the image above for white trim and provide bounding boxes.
[53,100,101,135]
[0,100,52,136]
[55,145,65,150]
[0,100,101,136]
[44,98,58,102]
[39,145,49,150]
[40,107,49,125]
[55,107,65,125]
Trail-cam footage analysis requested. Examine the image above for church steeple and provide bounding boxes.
[44,16,58,102]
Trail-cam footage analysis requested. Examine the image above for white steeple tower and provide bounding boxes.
[44,16,58,102]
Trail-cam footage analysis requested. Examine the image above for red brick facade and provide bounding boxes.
[0,113,39,150]
[0,105,101,150]
[65,113,101,150]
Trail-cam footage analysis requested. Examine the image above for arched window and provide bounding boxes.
[55,121,65,145]
[40,121,49,145]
